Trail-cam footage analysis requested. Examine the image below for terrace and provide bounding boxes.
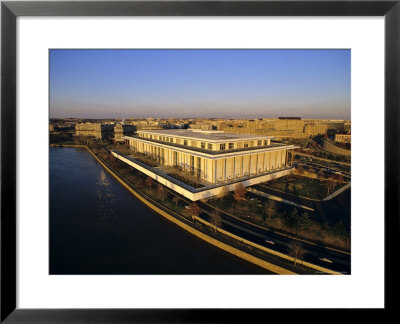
[113,150,294,196]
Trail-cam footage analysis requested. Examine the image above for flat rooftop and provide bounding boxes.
[137,129,274,142]
[126,135,292,155]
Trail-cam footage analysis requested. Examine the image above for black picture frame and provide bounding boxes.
[1,0,399,322]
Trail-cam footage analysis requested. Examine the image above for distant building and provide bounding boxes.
[335,134,351,143]
[304,123,328,136]
[324,121,345,132]
[201,124,215,131]
[75,122,114,139]
[215,118,347,139]
[114,124,136,142]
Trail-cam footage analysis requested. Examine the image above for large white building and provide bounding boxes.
[114,129,297,200]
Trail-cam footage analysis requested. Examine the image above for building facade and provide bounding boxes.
[75,122,114,139]
[123,129,296,185]
[334,134,351,143]
[114,124,136,142]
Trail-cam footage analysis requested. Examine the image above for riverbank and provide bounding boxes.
[50,144,341,274]
[50,147,271,274]
[85,146,299,274]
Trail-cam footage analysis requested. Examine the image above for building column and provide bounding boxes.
[270,152,273,170]
[248,155,251,175]
[241,156,244,177]
[262,152,266,171]
[214,160,217,183]
[255,154,259,174]
[285,150,288,167]
[224,158,226,181]
[233,157,236,178]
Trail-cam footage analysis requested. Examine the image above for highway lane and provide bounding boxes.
[198,204,351,274]
[296,160,351,179]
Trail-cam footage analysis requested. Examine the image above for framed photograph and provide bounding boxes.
[1,0,398,322]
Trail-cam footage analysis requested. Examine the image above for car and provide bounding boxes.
[265,239,275,245]
[319,257,333,263]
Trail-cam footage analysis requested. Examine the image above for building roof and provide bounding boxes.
[125,135,296,158]
[137,129,274,143]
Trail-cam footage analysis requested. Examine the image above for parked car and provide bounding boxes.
[319,257,333,263]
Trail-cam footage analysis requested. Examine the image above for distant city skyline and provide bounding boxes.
[50,49,351,120]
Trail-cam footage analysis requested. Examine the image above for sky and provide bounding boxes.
[49,49,351,119]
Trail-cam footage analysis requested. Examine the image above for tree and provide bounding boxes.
[295,165,304,175]
[210,211,222,232]
[248,197,261,218]
[145,176,154,188]
[127,173,137,184]
[287,240,305,267]
[285,179,290,193]
[156,183,167,202]
[317,169,326,181]
[332,173,344,186]
[284,207,300,235]
[327,177,336,194]
[135,177,144,188]
[292,208,300,235]
[120,168,130,177]
[233,183,247,205]
[299,211,311,231]
[217,186,229,202]
[265,199,277,221]
[172,196,180,207]
[333,220,348,245]
[187,202,201,222]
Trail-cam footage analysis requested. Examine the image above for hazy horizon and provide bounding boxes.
[50,49,351,120]
[50,116,350,121]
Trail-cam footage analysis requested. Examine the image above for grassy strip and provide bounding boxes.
[195,217,340,275]
[266,175,347,200]
[207,193,350,252]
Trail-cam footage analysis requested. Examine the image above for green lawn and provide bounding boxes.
[206,192,350,251]
[264,175,346,200]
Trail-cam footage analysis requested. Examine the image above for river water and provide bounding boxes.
[50,147,269,274]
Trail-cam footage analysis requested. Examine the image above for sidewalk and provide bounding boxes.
[323,182,351,201]
[247,187,314,211]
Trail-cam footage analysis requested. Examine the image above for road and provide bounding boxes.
[197,202,351,274]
